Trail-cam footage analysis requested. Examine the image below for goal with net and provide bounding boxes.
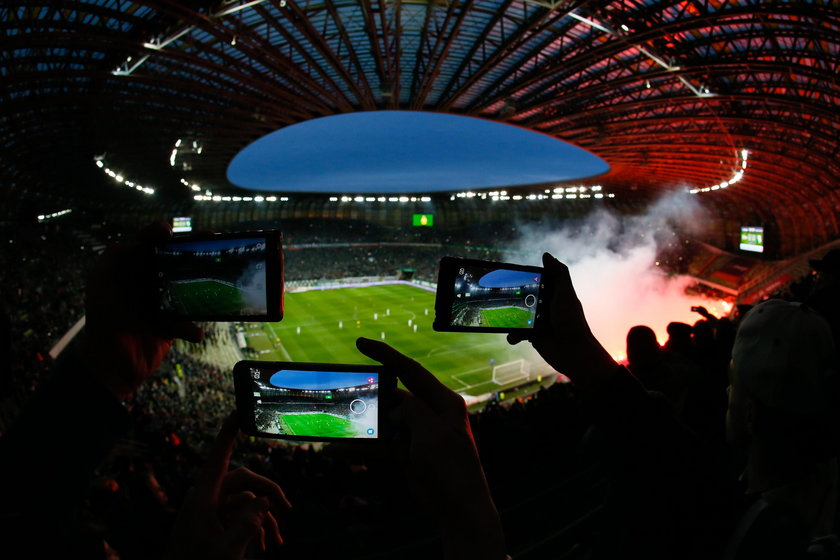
[491,359,531,385]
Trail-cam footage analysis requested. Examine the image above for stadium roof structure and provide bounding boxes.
[2,1,839,255]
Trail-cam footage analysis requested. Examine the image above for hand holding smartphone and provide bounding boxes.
[233,361,396,442]
[433,256,549,333]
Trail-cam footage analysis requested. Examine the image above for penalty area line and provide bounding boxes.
[264,322,292,361]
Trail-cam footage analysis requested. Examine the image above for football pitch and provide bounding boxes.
[170,279,243,315]
[480,307,534,328]
[278,413,360,438]
[242,283,536,396]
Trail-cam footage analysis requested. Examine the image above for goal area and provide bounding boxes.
[491,359,531,385]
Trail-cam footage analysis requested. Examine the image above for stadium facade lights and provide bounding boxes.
[192,194,287,202]
[689,148,749,194]
[37,209,72,223]
[317,194,427,202]
[94,158,155,195]
[451,184,610,201]
[180,178,203,192]
[170,138,203,169]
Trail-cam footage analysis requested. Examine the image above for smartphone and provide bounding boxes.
[233,361,396,442]
[154,230,283,321]
[433,256,548,333]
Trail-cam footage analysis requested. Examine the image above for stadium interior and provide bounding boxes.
[2,1,839,559]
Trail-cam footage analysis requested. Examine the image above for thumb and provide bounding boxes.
[507,332,528,345]
[218,495,270,558]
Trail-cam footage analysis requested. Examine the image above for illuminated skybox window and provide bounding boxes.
[227,111,608,193]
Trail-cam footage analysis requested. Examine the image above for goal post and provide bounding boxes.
[491,359,531,385]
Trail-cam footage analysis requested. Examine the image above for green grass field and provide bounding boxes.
[480,307,534,328]
[280,413,361,438]
[242,283,537,396]
[170,280,243,315]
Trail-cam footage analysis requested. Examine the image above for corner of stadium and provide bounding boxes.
[2,1,838,558]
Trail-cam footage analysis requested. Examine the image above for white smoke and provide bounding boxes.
[237,264,268,314]
[503,190,731,361]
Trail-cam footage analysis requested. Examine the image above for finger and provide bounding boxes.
[194,412,240,498]
[503,253,567,346]
[218,494,270,558]
[356,337,454,407]
[222,467,292,511]
[543,252,576,306]
[220,491,279,550]
[265,511,283,547]
[222,490,259,509]
[506,332,527,345]
[542,251,564,272]
[221,493,271,551]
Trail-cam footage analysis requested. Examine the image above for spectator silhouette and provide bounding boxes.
[626,325,661,375]
[510,253,839,560]
[808,248,840,347]
[0,224,289,560]
[675,308,733,447]
[724,299,840,559]
[0,223,508,560]
[626,325,676,409]
[665,321,695,362]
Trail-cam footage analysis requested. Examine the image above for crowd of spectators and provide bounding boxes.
[2,217,837,559]
[0,223,108,434]
[0,218,510,434]
[64,292,750,559]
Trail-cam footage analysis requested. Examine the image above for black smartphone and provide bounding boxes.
[233,360,396,442]
[154,230,283,322]
[433,256,549,333]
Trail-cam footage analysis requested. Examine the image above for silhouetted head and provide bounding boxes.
[666,322,694,355]
[726,300,839,466]
[627,325,661,370]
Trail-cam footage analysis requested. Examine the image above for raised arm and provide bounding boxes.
[356,337,508,560]
[507,253,620,396]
